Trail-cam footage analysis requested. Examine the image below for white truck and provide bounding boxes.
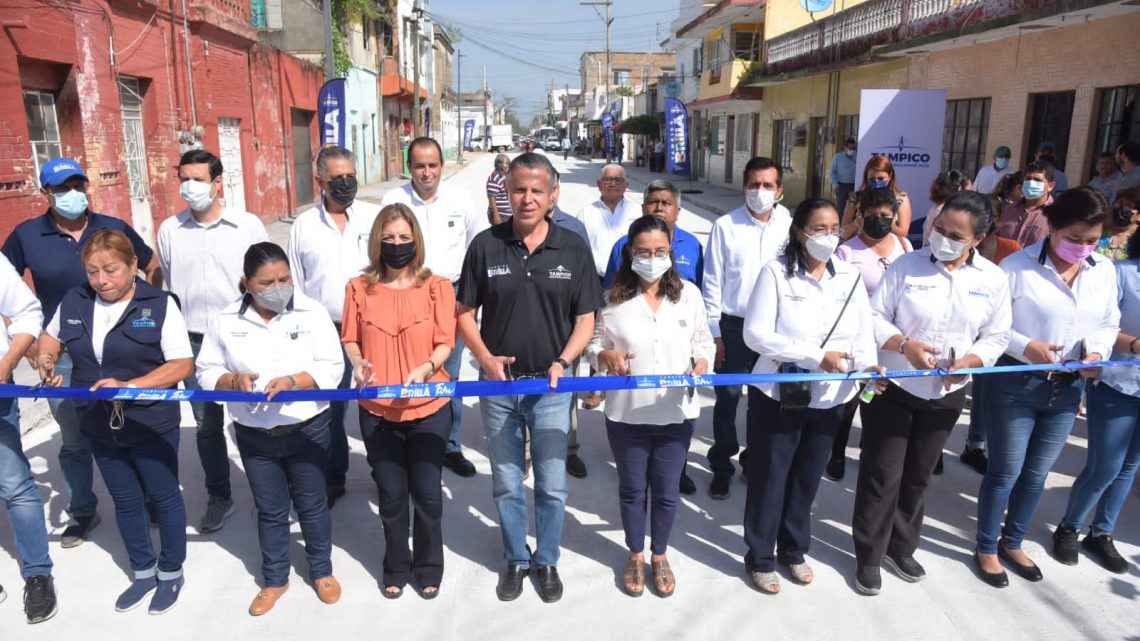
[486,125,514,152]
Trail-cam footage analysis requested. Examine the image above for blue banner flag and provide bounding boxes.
[318,79,346,148]
[664,97,690,177]
[602,111,614,159]
[463,119,476,151]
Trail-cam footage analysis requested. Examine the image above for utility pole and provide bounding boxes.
[482,66,488,142]
[411,1,424,138]
[456,49,464,163]
[581,1,613,104]
[322,0,335,79]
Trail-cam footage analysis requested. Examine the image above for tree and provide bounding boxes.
[617,114,663,137]
[328,0,384,78]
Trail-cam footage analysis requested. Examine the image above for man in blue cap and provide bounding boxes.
[2,157,158,548]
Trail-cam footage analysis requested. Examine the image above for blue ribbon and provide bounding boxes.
[3,360,1136,403]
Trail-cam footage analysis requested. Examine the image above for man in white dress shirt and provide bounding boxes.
[702,156,792,500]
[287,146,380,505]
[575,164,641,421]
[155,149,268,533]
[973,145,1015,195]
[1087,152,1120,201]
[380,137,483,478]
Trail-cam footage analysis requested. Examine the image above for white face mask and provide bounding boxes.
[804,233,839,262]
[928,229,969,262]
[746,188,777,214]
[180,180,215,212]
[631,256,672,283]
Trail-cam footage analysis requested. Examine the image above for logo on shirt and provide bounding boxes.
[549,265,573,280]
[968,290,990,299]
[905,283,938,292]
[131,308,157,329]
[676,255,692,266]
[783,294,807,302]
[487,265,512,277]
[66,318,82,325]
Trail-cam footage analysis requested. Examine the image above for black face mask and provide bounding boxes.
[1112,206,1134,227]
[327,176,358,205]
[380,241,416,268]
[861,215,894,240]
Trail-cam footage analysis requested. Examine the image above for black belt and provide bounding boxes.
[188,332,204,342]
[236,410,328,437]
[997,355,1079,384]
[511,370,549,380]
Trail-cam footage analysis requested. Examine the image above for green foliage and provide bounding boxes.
[324,0,385,78]
[617,114,663,136]
[445,24,463,44]
[617,85,636,97]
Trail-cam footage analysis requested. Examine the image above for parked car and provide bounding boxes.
[543,138,561,152]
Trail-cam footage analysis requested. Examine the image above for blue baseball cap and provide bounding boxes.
[39,158,88,187]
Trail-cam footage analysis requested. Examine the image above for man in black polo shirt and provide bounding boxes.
[2,157,158,549]
[457,152,602,604]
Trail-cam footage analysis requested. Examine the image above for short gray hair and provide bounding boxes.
[494,154,511,172]
[643,179,679,202]
[508,152,558,191]
[315,146,355,177]
[600,163,625,178]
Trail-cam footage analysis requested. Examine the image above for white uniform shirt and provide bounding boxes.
[0,254,42,359]
[157,207,268,333]
[973,164,1014,195]
[195,291,344,428]
[1002,240,1120,363]
[871,249,1012,400]
[702,203,792,337]
[743,256,878,408]
[46,297,191,364]
[585,281,715,425]
[287,199,380,322]
[575,197,641,276]
[380,183,482,283]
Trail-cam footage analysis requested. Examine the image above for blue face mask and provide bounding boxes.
[51,189,88,220]
[995,157,1010,170]
[1022,179,1047,200]
[868,177,889,190]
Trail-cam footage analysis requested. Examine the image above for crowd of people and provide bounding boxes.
[0,136,1138,624]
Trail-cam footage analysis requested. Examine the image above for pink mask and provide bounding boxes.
[1052,238,1096,265]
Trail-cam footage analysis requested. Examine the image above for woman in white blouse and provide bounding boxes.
[851,191,1011,596]
[586,216,714,599]
[741,198,882,595]
[196,243,345,615]
[974,186,1120,588]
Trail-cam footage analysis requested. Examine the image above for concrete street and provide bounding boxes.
[3,153,1139,640]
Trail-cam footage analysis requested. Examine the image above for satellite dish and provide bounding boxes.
[800,0,833,11]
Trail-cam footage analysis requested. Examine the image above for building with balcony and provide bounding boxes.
[750,0,1140,206]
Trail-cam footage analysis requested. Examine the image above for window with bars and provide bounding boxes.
[733,29,762,62]
[710,116,722,155]
[1092,85,1137,177]
[117,77,150,200]
[23,91,62,188]
[942,98,990,179]
[773,119,795,171]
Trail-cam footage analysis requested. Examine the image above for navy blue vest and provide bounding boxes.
[56,279,181,442]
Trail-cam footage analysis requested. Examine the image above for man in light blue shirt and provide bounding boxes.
[829,138,858,214]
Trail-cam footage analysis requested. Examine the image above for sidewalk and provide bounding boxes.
[583,155,744,217]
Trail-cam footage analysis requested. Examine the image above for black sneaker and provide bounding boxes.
[566,454,588,479]
[883,553,926,582]
[825,456,846,481]
[933,454,944,476]
[708,474,731,500]
[1052,525,1079,565]
[24,575,57,624]
[60,513,101,548]
[960,446,988,474]
[1082,533,1129,574]
[443,452,477,478]
[855,565,881,595]
[678,470,696,496]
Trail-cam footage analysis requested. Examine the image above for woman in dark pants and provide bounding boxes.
[586,216,714,597]
[38,230,193,615]
[343,203,456,599]
[851,191,1011,595]
[741,199,882,594]
[196,242,345,615]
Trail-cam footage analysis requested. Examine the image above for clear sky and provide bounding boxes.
[428,0,679,122]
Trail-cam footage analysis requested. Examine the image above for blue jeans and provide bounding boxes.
[1060,381,1140,536]
[49,352,98,517]
[966,376,988,449]
[480,389,572,568]
[89,428,186,579]
[976,370,1082,553]
[0,396,52,578]
[327,343,352,489]
[235,413,332,587]
[444,287,466,455]
[187,335,230,500]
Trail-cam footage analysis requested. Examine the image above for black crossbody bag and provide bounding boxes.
[777,274,861,410]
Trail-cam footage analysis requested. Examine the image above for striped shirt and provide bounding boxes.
[485,170,512,218]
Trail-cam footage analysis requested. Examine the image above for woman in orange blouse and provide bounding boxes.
[342,203,456,600]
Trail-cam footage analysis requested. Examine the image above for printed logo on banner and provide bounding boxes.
[875,136,934,169]
[318,79,347,148]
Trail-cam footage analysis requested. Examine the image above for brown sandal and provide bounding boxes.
[623,557,645,597]
[652,558,675,598]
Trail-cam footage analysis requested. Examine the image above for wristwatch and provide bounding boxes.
[898,337,910,354]
[553,357,571,371]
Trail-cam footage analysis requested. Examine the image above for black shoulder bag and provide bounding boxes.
[777,273,862,410]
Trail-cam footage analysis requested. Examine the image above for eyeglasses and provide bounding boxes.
[631,248,671,259]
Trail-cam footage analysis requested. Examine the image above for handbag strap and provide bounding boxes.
[818,271,862,349]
